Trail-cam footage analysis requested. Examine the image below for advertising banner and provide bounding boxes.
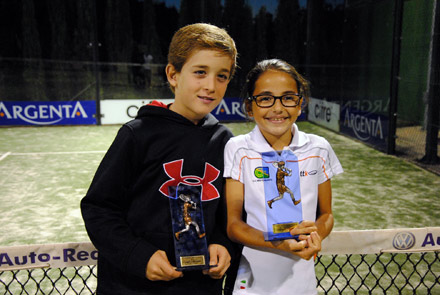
[0,98,307,126]
[307,98,340,132]
[0,101,96,126]
[101,98,248,124]
[212,97,247,122]
[321,227,440,255]
[340,106,389,151]
[100,99,173,125]
[2,227,439,271]
[0,242,97,271]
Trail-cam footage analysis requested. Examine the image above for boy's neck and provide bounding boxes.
[169,103,202,125]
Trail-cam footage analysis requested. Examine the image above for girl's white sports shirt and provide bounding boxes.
[224,124,343,295]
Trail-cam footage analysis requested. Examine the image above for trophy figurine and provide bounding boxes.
[174,193,206,241]
[168,184,210,271]
[267,161,301,209]
[263,159,303,241]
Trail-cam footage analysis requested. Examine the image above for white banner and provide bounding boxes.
[0,242,97,271]
[100,99,173,125]
[1,227,439,271]
[307,97,340,132]
[321,227,440,255]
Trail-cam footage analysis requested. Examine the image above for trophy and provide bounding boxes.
[263,158,303,241]
[168,184,210,271]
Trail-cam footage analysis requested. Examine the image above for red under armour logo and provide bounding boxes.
[159,159,220,201]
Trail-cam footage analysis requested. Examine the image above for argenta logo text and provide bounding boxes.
[343,109,383,141]
[215,99,246,119]
[254,167,270,179]
[393,232,416,250]
[0,101,96,126]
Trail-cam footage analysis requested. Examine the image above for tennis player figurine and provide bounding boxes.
[175,193,206,240]
[267,161,301,209]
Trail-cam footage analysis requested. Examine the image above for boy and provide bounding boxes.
[81,23,237,294]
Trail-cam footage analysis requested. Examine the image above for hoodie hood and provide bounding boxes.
[135,101,219,129]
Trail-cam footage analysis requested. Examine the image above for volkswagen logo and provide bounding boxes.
[393,232,416,250]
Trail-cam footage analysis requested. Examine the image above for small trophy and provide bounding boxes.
[168,184,210,271]
[263,159,303,241]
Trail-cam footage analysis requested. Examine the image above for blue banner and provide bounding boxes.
[212,97,247,121]
[0,101,97,126]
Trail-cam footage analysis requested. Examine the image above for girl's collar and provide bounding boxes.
[249,123,309,153]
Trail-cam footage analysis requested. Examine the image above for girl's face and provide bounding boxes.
[249,70,302,149]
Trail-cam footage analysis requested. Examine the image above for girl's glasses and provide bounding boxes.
[249,94,302,108]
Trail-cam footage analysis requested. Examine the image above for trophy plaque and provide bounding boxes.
[168,184,210,271]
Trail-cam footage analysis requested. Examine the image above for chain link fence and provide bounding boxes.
[1,251,439,294]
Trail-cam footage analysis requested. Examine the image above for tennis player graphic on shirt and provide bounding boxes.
[267,161,301,209]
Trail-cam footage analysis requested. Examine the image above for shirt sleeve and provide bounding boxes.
[80,125,158,278]
[319,139,344,184]
[223,138,242,181]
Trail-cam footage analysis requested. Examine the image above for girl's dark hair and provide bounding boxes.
[241,59,310,114]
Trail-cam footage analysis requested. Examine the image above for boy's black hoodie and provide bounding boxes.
[81,103,234,294]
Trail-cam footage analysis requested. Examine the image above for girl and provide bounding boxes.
[224,59,343,294]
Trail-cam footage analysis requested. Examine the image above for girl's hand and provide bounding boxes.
[272,237,307,254]
[292,231,321,260]
[290,220,318,240]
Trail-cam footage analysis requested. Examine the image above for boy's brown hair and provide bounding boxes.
[167,23,237,92]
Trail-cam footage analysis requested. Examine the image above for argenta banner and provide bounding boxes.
[340,106,388,151]
[0,101,97,126]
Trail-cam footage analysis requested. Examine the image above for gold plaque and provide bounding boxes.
[180,255,206,267]
[273,222,298,234]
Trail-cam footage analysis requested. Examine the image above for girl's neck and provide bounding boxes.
[264,130,293,151]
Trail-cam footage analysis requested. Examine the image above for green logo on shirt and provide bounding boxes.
[254,167,270,178]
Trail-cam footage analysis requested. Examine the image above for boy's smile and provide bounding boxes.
[167,49,233,124]
[250,70,303,149]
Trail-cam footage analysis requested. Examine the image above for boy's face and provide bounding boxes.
[166,49,232,124]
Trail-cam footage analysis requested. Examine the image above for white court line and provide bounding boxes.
[9,151,106,156]
[0,152,12,162]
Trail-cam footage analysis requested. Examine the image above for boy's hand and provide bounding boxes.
[146,250,183,281]
[202,244,231,279]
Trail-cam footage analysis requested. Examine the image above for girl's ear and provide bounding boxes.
[246,101,254,118]
[166,64,178,88]
[299,98,305,116]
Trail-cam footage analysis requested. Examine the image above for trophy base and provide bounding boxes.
[175,255,210,271]
[264,221,300,241]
